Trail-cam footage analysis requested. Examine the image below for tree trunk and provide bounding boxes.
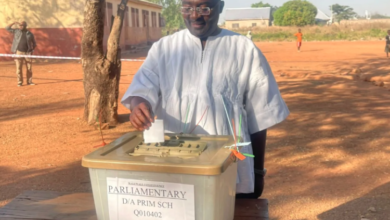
[81,0,129,125]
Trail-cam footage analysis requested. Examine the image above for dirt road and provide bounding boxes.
[1,41,389,220]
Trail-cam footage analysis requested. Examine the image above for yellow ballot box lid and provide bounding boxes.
[82,132,236,176]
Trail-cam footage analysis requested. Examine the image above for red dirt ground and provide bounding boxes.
[1,41,390,220]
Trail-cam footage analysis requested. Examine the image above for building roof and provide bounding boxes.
[130,0,163,9]
[316,9,330,21]
[225,8,271,21]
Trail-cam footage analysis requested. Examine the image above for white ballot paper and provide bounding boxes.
[143,119,164,143]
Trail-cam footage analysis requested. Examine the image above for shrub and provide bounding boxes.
[274,0,317,26]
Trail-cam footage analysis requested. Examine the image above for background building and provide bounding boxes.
[224,8,271,29]
[315,9,331,24]
[0,0,163,59]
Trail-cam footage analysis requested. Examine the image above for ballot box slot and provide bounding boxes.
[130,139,207,158]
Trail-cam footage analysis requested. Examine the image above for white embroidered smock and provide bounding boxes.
[121,29,289,193]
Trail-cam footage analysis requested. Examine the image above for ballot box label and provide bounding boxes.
[107,177,195,220]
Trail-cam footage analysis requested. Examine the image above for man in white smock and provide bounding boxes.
[121,0,289,199]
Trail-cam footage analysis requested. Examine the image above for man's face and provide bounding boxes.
[19,23,27,31]
[298,29,301,33]
[181,0,223,39]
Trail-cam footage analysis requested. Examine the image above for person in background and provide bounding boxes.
[294,28,303,52]
[6,21,37,87]
[385,30,390,58]
[121,0,289,199]
[246,31,252,41]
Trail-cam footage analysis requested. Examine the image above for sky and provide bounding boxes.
[220,0,390,22]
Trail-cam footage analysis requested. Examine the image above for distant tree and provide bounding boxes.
[146,0,185,31]
[330,4,357,22]
[371,12,390,19]
[273,0,317,26]
[251,1,272,8]
[251,1,279,22]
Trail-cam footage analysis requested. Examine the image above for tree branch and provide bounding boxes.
[106,0,129,63]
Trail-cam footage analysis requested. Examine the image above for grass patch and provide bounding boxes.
[234,22,390,42]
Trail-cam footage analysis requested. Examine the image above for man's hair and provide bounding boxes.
[20,21,27,26]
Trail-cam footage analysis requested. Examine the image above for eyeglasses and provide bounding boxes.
[180,7,214,15]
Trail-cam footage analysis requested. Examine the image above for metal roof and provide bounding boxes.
[316,9,330,21]
[224,8,271,21]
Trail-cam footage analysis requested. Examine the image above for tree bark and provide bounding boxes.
[81,0,129,125]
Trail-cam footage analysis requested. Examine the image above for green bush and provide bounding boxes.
[274,0,317,26]
[368,28,385,37]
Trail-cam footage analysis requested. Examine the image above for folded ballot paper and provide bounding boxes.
[143,119,165,143]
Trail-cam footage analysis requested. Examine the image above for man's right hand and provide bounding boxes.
[8,22,18,27]
[130,97,154,131]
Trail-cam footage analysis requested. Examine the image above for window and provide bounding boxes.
[158,13,164,27]
[151,12,157,27]
[125,6,129,27]
[252,23,257,27]
[104,4,107,26]
[142,10,150,27]
[131,8,140,27]
[232,23,239,28]
[105,3,113,26]
[136,9,140,27]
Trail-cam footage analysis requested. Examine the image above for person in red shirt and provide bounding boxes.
[294,29,303,52]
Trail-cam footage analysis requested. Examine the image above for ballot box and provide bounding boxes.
[82,132,238,220]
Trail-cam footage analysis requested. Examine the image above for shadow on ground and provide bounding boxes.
[263,56,390,219]
[0,162,91,206]
[318,181,390,220]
